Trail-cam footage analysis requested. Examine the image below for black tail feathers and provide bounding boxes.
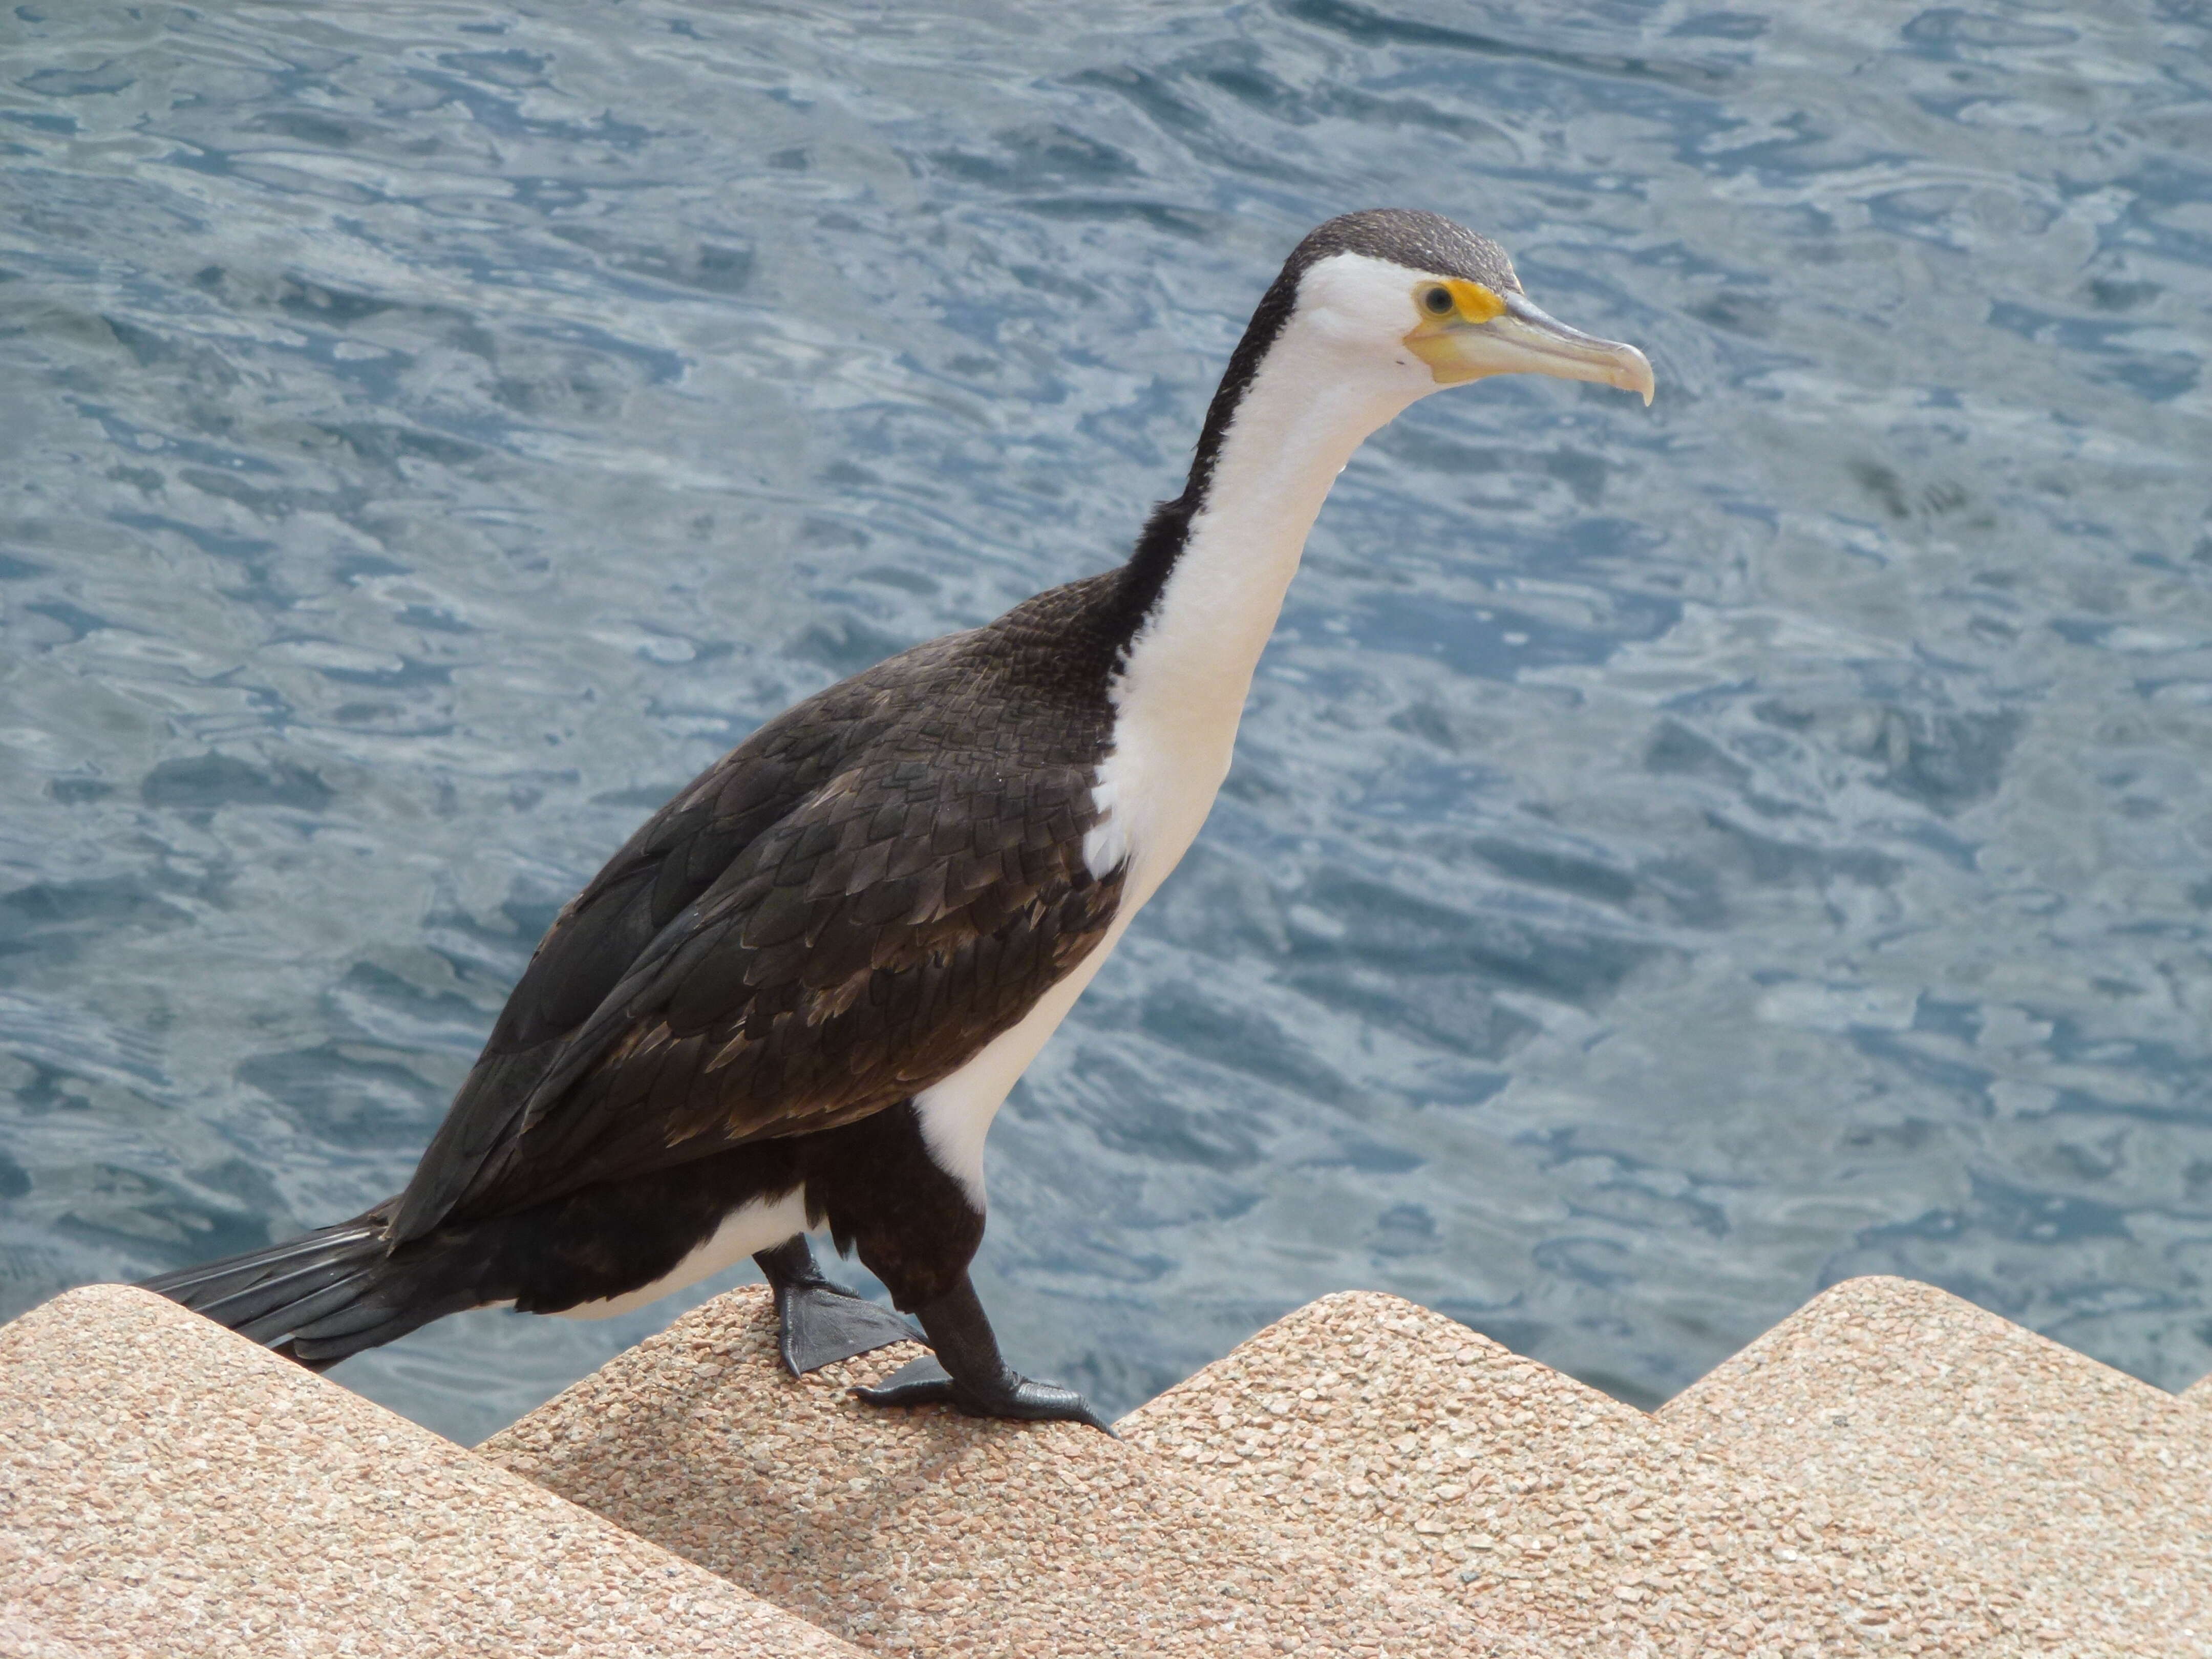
[138,1210,480,1370]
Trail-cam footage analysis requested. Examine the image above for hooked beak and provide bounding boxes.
[1406,290,1655,406]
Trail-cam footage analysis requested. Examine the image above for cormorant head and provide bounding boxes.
[1172,209,1652,510]
[1253,208,1654,409]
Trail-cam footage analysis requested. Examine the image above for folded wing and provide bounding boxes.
[391,687,1119,1240]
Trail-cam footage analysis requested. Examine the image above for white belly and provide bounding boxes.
[913,909,1134,1206]
[916,695,1239,1208]
[550,1187,810,1320]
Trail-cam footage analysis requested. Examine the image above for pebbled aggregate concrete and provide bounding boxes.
[1660,1275,2212,1657]
[1120,1289,2022,1656]
[9,1273,2209,1656]
[0,1285,863,1659]
[479,1283,1542,1659]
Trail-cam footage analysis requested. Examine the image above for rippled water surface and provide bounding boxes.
[4,1,2210,1441]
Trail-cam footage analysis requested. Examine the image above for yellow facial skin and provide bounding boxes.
[1418,278,1508,326]
[1402,276,1656,405]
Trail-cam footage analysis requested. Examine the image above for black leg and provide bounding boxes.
[854,1270,1112,1434]
[752,1233,920,1376]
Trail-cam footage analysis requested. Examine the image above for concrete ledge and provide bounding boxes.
[1120,1289,2018,1655]
[0,1285,861,1658]
[1660,1274,2212,1654]
[11,1274,2211,1656]
[479,1284,1537,1658]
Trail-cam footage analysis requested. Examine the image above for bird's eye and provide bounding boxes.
[1421,286,1455,316]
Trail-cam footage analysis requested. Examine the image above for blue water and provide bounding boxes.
[2,1,2209,1444]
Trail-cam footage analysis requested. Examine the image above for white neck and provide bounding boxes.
[1083,313,1426,903]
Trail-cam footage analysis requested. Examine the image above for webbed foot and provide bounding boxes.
[857,1353,1113,1432]
[754,1235,920,1376]
[848,1269,1113,1434]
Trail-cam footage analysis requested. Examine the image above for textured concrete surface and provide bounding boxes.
[11,1275,2206,1658]
[0,1611,78,1659]
[480,1283,1539,1659]
[1120,1289,2020,1656]
[0,1285,862,1659]
[1661,1275,2212,1656]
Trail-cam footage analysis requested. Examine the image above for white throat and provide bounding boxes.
[1084,255,1436,904]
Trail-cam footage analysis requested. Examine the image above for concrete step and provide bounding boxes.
[0,1285,862,1659]
[12,1273,2208,1656]
[1657,1274,2212,1655]
[477,1284,1539,1659]
[1118,1289,2023,1656]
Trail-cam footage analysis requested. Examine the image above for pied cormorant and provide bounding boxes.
[143,210,1654,1431]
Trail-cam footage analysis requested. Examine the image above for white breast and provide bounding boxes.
[1082,685,1240,901]
[915,584,1264,1208]
[917,637,1254,1208]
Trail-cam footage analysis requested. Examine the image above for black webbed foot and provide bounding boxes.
[753,1235,920,1376]
[857,1353,1113,1432]
[849,1269,1113,1434]
[777,1284,924,1376]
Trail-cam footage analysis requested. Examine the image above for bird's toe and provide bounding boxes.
[854,1352,956,1405]
[855,1355,1112,1434]
[973,1374,1115,1434]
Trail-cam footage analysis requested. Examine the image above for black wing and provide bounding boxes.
[389,634,1120,1241]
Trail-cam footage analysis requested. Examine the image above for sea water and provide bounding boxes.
[2,0,2208,1441]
